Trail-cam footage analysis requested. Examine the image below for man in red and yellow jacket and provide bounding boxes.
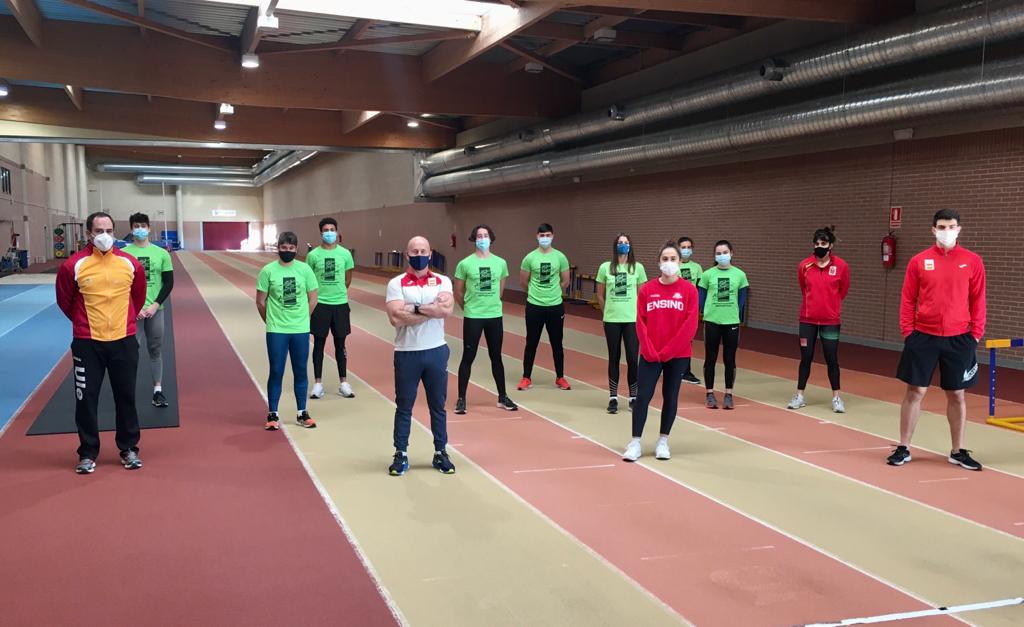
[888,208,986,471]
[56,212,147,474]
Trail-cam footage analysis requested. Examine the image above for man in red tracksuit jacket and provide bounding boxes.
[56,212,147,474]
[888,209,986,471]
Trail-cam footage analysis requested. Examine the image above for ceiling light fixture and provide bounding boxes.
[524,62,544,74]
[0,79,9,97]
[406,120,420,128]
[219,103,235,116]
[241,53,260,69]
[214,118,228,130]
[592,27,616,43]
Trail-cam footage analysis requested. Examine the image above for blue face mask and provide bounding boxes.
[680,248,693,259]
[321,231,337,245]
[715,253,731,266]
[408,254,430,271]
[132,228,149,241]
[538,236,553,248]
[616,243,630,255]
[476,237,491,251]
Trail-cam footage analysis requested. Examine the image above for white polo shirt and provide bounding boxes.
[386,270,453,351]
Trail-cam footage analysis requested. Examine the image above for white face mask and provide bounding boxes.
[93,232,115,252]
[660,261,679,277]
[935,228,959,248]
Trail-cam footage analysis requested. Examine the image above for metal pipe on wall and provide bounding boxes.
[62,144,77,217]
[76,145,88,218]
[175,185,184,250]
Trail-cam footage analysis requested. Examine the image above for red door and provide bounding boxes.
[201,222,249,250]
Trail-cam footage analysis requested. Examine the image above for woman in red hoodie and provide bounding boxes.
[787,226,850,413]
[623,242,699,462]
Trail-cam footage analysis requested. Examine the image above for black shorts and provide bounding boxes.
[311,303,351,338]
[896,331,979,390]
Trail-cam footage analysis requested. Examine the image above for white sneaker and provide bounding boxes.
[622,439,641,462]
[655,439,671,460]
[310,383,325,399]
[338,382,355,398]
[832,396,845,413]
[786,394,805,409]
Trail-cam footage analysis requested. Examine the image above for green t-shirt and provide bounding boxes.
[305,245,354,305]
[520,248,570,307]
[257,260,319,334]
[596,261,647,323]
[122,243,172,309]
[455,253,509,319]
[698,265,749,325]
[679,260,702,286]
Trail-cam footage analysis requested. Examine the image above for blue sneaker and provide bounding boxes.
[432,450,456,474]
[389,451,409,476]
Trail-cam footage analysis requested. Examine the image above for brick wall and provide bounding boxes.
[267,128,1024,363]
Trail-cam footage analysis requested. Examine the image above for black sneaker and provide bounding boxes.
[432,450,456,474]
[75,458,96,474]
[705,392,718,409]
[628,398,635,410]
[607,398,618,414]
[497,395,518,411]
[120,450,143,470]
[389,451,409,476]
[454,398,467,415]
[723,393,734,410]
[949,449,982,471]
[886,445,911,466]
[152,391,168,407]
[296,411,316,428]
[265,413,281,431]
[682,371,701,385]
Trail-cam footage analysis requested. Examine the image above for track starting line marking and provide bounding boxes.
[798,596,1023,626]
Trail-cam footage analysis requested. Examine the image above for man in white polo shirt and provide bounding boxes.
[385,236,455,476]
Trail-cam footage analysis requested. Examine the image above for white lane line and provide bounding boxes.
[512,463,616,474]
[448,416,524,424]
[917,477,969,484]
[1014,522,1024,526]
[802,446,892,455]
[800,595,1024,626]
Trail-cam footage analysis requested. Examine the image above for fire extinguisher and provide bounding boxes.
[881,233,897,269]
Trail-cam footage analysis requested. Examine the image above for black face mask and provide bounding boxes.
[813,246,830,258]
[278,250,296,263]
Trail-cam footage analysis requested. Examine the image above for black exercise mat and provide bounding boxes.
[26,301,180,435]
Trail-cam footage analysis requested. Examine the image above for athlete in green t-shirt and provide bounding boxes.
[676,236,702,385]
[596,233,647,414]
[256,231,318,430]
[518,223,572,391]
[697,240,749,410]
[123,212,174,408]
[305,217,356,400]
[453,225,517,415]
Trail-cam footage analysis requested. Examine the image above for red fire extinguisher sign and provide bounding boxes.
[889,206,902,229]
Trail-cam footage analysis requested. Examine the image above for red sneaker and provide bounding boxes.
[555,377,572,390]
[265,415,281,431]
[517,377,532,391]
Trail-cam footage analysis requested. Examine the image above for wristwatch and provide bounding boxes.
[414,304,422,315]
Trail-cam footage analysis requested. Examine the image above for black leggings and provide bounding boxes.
[632,357,688,437]
[311,304,350,379]
[523,303,565,379]
[703,321,740,390]
[604,322,639,398]
[798,322,841,391]
[458,317,507,398]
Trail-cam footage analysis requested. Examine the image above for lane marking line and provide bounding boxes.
[513,464,616,474]
[802,446,893,455]
[800,595,1023,626]
[917,477,969,484]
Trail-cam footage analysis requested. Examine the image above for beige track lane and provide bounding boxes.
[341,274,1024,479]
[182,253,684,627]
[222,260,1024,627]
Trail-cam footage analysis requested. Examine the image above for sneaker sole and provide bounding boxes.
[389,468,408,476]
[152,401,169,407]
[787,403,806,410]
[496,403,518,411]
[121,462,143,470]
[887,456,912,466]
[607,409,618,414]
[339,393,355,398]
[517,385,532,391]
[309,394,324,399]
[265,424,280,431]
[433,466,456,474]
[948,457,982,471]
[296,421,317,429]
[622,455,640,462]
[656,453,670,460]
[76,466,95,474]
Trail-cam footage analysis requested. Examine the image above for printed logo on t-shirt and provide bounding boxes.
[924,259,935,271]
[282,277,297,307]
[959,263,968,269]
[139,256,153,282]
[828,265,837,276]
[716,277,731,303]
[681,268,692,281]
[479,267,492,292]
[648,298,685,312]
[427,277,439,287]
[613,272,628,297]
[538,262,552,285]
[324,258,337,283]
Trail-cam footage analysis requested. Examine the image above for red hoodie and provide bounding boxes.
[797,254,850,325]
[636,277,699,362]
[900,243,986,339]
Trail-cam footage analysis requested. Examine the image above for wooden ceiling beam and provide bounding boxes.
[0,85,456,149]
[332,18,373,57]
[2,0,43,47]
[340,110,380,134]
[260,31,474,55]
[0,17,580,118]
[64,85,84,111]
[565,0,900,24]
[505,13,631,74]
[422,2,563,82]
[563,6,744,29]
[500,40,583,82]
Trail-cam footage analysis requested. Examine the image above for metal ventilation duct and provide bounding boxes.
[99,163,253,176]
[134,151,318,188]
[420,0,1024,176]
[421,58,1024,197]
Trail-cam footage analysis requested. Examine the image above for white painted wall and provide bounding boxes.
[87,172,262,223]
